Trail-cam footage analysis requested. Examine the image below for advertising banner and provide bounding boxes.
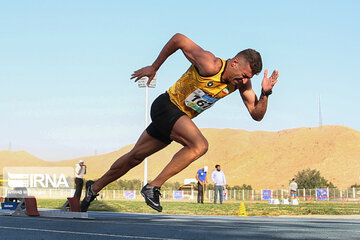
[173,191,183,200]
[124,190,136,200]
[317,189,328,200]
[262,190,272,200]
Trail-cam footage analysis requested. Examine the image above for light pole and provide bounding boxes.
[138,76,156,186]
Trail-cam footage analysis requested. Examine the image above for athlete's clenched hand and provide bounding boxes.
[131,65,157,86]
[261,69,279,93]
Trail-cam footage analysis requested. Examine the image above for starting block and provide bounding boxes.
[0,196,89,219]
[35,197,88,218]
[61,197,81,212]
[12,196,40,217]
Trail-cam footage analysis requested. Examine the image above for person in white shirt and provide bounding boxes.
[290,178,298,199]
[211,164,226,204]
[74,160,87,199]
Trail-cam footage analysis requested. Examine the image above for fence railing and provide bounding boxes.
[2,186,360,202]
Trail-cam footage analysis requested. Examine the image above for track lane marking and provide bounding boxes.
[0,226,181,240]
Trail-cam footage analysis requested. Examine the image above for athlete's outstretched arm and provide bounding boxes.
[131,33,220,85]
[239,69,279,121]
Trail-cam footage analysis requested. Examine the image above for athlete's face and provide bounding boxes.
[228,57,254,87]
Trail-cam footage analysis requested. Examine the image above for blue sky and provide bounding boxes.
[1,1,359,161]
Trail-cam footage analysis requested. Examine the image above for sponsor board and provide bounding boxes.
[317,189,328,200]
[173,191,183,200]
[262,190,272,200]
[124,190,136,200]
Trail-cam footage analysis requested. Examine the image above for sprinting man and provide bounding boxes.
[81,33,279,212]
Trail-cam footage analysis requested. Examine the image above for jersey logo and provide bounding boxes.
[207,81,214,87]
[221,87,229,95]
[185,88,219,113]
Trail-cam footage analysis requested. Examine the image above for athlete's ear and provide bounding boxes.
[232,57,239,66]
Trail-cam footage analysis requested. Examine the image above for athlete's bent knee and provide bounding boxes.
[192,139,208,159]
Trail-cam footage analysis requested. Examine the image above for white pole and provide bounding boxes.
[353,187,356,200]
[144,85,149,186]
[327,188,329,201]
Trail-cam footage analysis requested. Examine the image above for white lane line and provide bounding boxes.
[256,225,360,233]
[2,223,358,238]
[0,226,180,240]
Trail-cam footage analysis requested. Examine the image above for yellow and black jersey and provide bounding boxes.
[167,58,236,118]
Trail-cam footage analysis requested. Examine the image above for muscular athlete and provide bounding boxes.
[81,33,279,212]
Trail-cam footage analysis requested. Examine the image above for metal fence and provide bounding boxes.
[2,186,360,202]
[96,188,360,202]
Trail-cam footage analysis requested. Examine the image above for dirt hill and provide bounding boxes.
[1,125,359,189]
[0,150,48,169]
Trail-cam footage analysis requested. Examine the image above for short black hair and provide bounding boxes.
[235,49,262,75]
[215,164,220,168]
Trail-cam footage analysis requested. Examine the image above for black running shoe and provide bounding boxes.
[80,180,99,212]
[141,184,162,212]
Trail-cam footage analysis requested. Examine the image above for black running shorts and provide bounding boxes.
[146,92,187,144]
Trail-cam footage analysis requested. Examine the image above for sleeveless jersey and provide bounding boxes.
[167,58,236,119]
